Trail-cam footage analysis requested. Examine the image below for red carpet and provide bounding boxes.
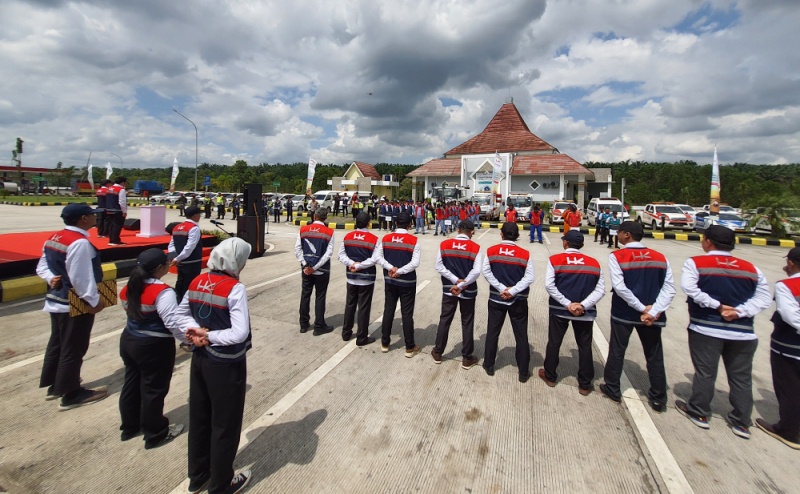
[0,229,216,280]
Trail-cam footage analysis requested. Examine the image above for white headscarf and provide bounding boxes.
[207,237,251,279]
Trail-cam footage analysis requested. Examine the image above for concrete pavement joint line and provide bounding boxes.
[169,279,431,494]
[0,272,299,376]
[592,322,694,494]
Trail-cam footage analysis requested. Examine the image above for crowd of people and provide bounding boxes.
[32,199,800,492]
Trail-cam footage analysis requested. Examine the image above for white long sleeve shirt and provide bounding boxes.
[434,233,483,298]
[482,240,536,306]
[775,272,800,333]
[607,241,675,318]
[168,219,202,263]
[338,228,381,286]
[294,221,335,275]
[544,248,605,321]
[176,281,250,346]
[36,226,100,313]
[142,278,191,344]
[681,250,772,340]
[375,229,421,275]
[119,187,128,215]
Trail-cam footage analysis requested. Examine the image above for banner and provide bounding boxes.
[87,162,94,189]
[491,152,502,205]
[476,171,493,193]
[306,158,318,195]
[710,145,720,215]
[105,162,113,180]
[170,157,180,192]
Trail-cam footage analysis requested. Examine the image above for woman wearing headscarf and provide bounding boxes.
[179,237,252,494]
[119,248,188,449]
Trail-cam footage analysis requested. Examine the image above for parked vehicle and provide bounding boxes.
[134,180,164,196]
[280,193,306,211]
[639,203,693,230]
[695,211,751,233]
[505,194,532,221]
[586,197,630,226]
[472,193,497,220]
[550,200,577,225]
[750,207,800,236]
[312,190,371,210]
[674,204,698,228]
[702,204,739,214]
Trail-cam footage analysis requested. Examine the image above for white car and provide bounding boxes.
[550,201,579,225]
[639,203,693,230]
[674,204,697,228]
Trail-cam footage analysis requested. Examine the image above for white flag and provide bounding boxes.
[710,145,721,215]
[87,162,94,189]
[105,161,113,180]
[306,158,318,195]
[170,157,180,192]
[491,152,502,204]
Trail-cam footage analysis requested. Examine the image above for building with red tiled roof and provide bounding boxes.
[326,161,399,199]
[409,98,612,206]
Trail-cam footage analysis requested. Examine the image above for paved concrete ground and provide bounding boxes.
[0,204,796,493]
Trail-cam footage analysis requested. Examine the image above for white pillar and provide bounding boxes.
[559,174,565,198]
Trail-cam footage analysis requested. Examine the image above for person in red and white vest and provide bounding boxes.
[36,203,108,410]
[178,237,253,494]
[168,206,203,304]
[105,176,127,245]
[676,225,771,439]
[295,207,335,335]
[338,212,380,346]
[757,246,800,449]
[482,222,535,381]
[505,203,517,223]
[598,221,675,411]
[432,219,482,369]
[376,212,421,357]
[118,248,190,449]
[95,179,110,238]
[540,230,605,395]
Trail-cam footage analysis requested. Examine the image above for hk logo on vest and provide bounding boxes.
[452,242,467,251]
[565,256,585,265]
[353,233,365,241]
[716,258,739,268]
[391,236,404,243]
[499,247,516,256]
[631,251,651,261]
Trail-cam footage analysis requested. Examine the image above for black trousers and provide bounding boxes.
[299,271,330,330]
[175,263,202,305]
[179,204,186,217]
[343,283,375,344]
[286,208,293,222]
[273,209,280,223]
[188,352,246,494]
[107,212,124,243]
[686,330,757,427]
[483,299,530,376]
[381,283,416,349]
[433,295,475,357]
[96,212,106,236]
[40,312,95,397]
[543,314,594,389]
[603,319,667,403]
[231,207,238,220]
[119,331,176,444]
[771,351,800,441]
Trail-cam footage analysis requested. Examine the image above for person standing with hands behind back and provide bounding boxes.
[118,248,188,449]
[169,206,203,304]
[178,238,253,494]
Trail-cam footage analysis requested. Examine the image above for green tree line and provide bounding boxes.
[103,161,419,196]
[584,161,800,208]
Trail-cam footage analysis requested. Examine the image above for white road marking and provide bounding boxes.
[169,279,432,494]
[0,271,302,376]
[592,322,694,493]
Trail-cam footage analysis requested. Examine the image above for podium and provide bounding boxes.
[137,205,167,238]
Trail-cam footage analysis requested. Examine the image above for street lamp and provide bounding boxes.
[109,153,123,167]
[173,108,198,192]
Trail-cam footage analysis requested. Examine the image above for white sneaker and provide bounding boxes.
[229,469,251,494]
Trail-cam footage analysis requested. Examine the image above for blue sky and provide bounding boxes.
[2,0,799,169]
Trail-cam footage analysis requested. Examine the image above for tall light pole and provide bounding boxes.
[109,153,123,167]
[173,109,198,192]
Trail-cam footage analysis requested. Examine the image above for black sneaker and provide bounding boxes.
[187,476,210,493]
[144,423,184,449]
[356,336,376,347]
[598,383,621,403]
[299,325,310,334]
[648,399,667,413]
[45,385,61,401]
[227,469,251,494]
[120,429,142,441]
[342,330,353,341]
[483,366,495,377]
[58,387,108,411]
[313,325,334,336]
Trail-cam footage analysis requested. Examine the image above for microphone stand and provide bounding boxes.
[210,220,236,238]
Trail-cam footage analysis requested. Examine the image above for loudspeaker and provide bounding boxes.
[242,183,263,217]
[123,218,140,230]
[237,215,265,259]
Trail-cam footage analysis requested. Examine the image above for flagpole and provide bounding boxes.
[110,153,123,167]
[173,109,198,192]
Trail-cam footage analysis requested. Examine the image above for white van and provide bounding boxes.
[586,197,630,226]
[312,190,372,210]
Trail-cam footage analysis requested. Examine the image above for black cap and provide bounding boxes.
[396,212,412,227]
[786,247,800,264]
[136,248,168,271]
[704,224,736,250]
[618,221,643,236]
[458,219,475,230]
[184,206,201,217]
[61,203,103,220]
[561,229,584,245]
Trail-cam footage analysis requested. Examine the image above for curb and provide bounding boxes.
[0,259,137,304]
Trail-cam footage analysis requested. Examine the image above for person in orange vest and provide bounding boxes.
[529,204,544,243]
[505,203,518,223]
[432,219,482,369]
[118,248,187,448]
[434,202,447,236]
[758,247,800,449]
[482,222,535,381]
